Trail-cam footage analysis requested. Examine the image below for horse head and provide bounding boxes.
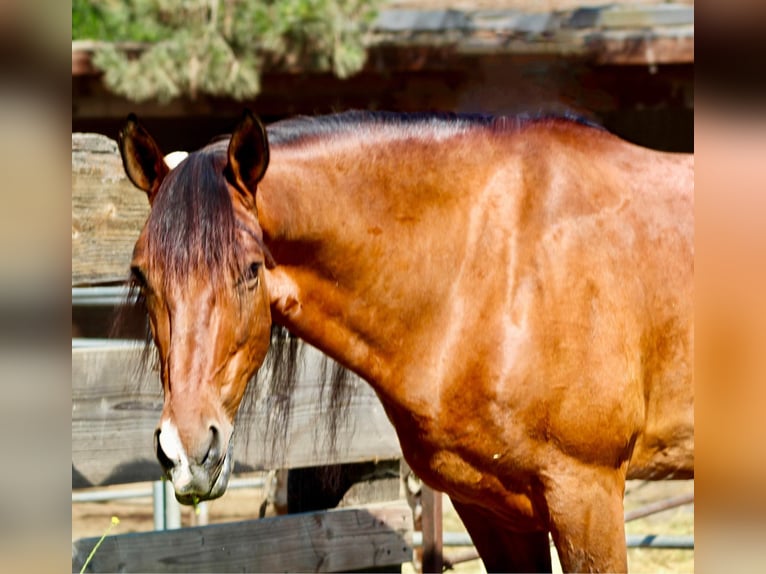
[118,111,273,503]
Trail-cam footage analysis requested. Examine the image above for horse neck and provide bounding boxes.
[257,132,498,402]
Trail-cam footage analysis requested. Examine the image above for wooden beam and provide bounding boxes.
[71,344,163,486]
[72,501,413,573]
[583,29,695,66]
[72,345,401,487]
[72,133,148,286]
[420,486,444,574]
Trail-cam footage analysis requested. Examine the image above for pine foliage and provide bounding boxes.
[72,0,379,102]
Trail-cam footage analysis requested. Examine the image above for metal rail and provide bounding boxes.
[72,338,141,349]
[412,531,693,550]
[72,476,267,503]
[624,493,694,522]
[72,286,130,306]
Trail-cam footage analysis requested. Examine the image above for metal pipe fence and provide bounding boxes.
[71,476,267,503]
[73,476,268,531]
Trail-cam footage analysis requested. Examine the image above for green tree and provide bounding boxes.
[72,0,379,102]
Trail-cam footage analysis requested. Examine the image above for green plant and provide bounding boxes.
[72,0,380,102]
[79,515,120,574]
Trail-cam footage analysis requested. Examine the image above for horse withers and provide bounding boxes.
[118,109,693,572]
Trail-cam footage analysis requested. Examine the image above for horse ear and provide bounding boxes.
[225,109,270,197]
[118,114,169,203]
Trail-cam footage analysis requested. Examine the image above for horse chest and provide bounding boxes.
[386,404,543,526]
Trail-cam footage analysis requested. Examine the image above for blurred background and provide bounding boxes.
[71,0,694,153]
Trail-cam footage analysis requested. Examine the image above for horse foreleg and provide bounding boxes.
[451,498,553,573]
[545,462,628,573]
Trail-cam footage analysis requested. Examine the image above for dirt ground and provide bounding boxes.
[73,476,693,572]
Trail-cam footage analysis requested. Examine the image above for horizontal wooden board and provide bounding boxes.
[72,133,148,286]
[72,501,413,573]
[72,344,402,487]
[72,344,163,486]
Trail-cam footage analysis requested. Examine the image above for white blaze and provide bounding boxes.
[159,419,193,489]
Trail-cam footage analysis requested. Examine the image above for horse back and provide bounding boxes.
[483,124,694,479]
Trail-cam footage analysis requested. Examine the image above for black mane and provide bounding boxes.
[144,148,242,290]
[264,109,602,147]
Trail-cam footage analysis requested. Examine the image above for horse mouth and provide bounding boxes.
[175,489,224,505]
[169,445,234,505]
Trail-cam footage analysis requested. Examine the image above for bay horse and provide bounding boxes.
[117,109,694,573]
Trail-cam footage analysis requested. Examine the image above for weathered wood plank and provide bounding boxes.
[72,501,413,573]
[72,345,402,487]
[72,133,148,286]
[583,29,695,66]
[72,344,163,486]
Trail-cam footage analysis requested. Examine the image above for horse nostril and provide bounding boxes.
[154,428,175,471]
[201,425,221,466]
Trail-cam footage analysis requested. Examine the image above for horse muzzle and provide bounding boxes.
[154,421,234,504]
[169,448,233,504]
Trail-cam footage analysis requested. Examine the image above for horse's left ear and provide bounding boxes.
[225,109,270,197]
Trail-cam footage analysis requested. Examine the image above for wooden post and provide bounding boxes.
[421,485,443,573]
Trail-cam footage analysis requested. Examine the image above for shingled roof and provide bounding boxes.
[73,1,693,76]
[370,1,693,65]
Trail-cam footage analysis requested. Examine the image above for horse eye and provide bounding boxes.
[131,265,148,289]
[244,262,262,285]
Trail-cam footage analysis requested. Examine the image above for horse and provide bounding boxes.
[117,109,694,573]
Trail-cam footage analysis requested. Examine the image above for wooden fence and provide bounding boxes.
[72,132,414,572]
[72,343,403,488]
